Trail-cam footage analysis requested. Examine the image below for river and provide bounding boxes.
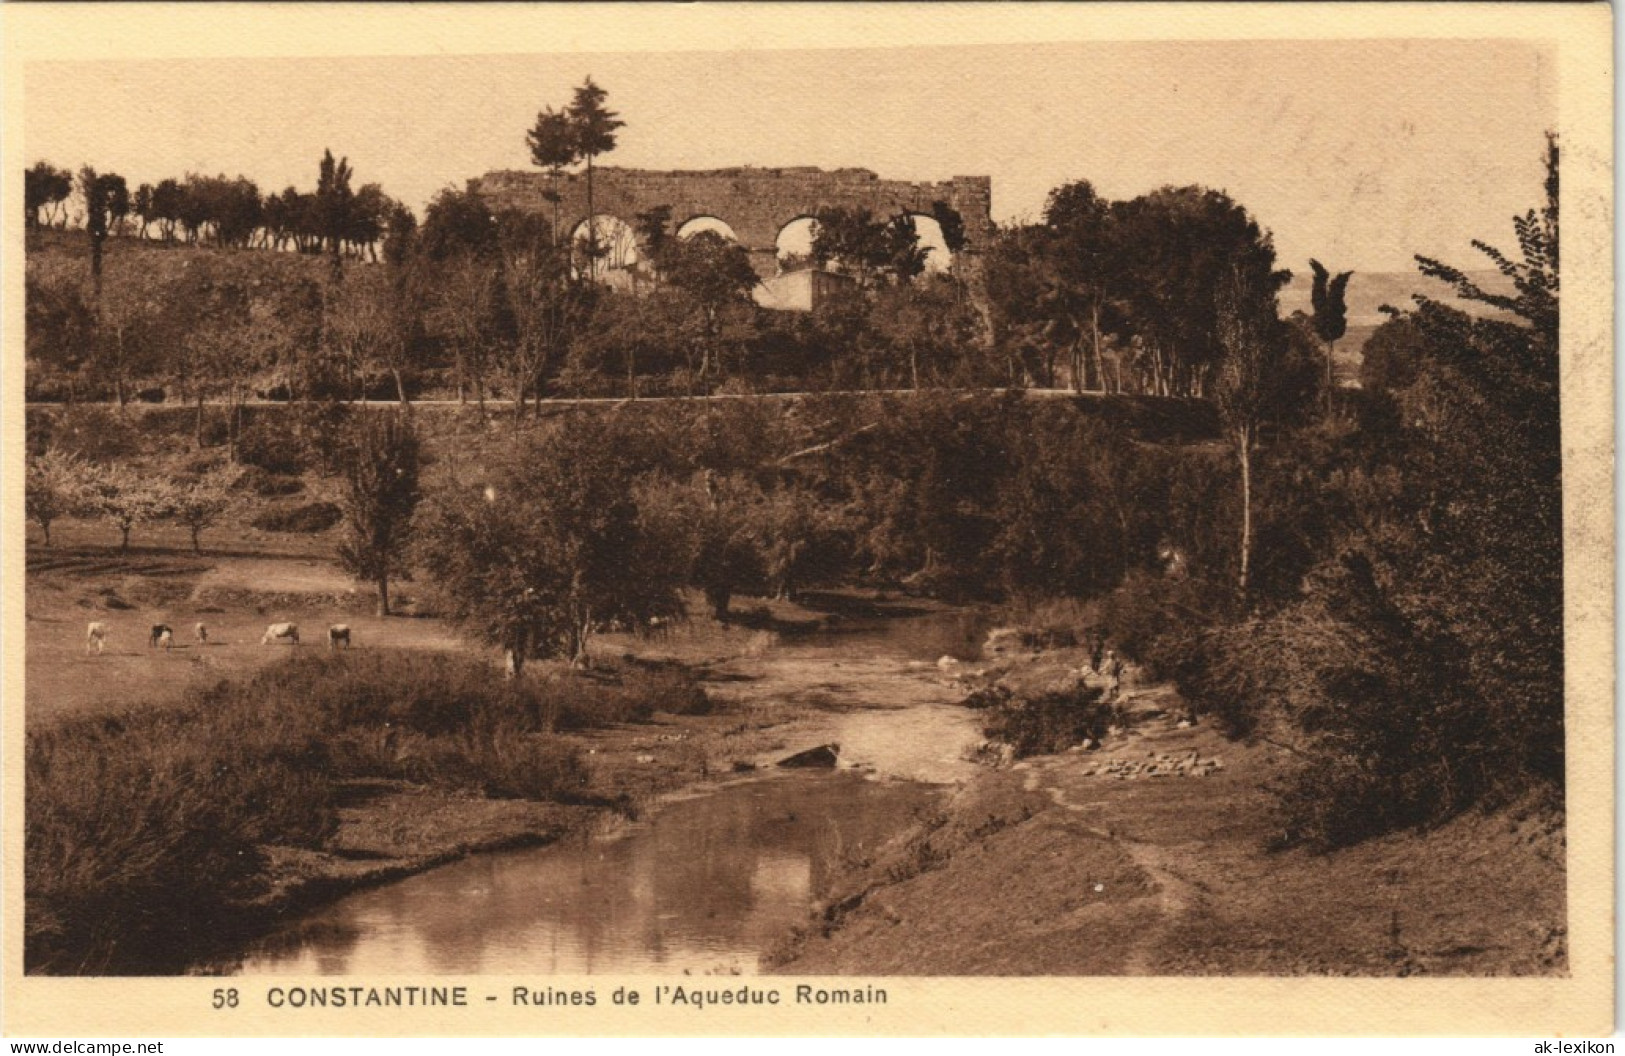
[232,606,990,976]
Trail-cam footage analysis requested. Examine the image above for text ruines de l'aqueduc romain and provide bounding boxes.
[263,984,887,1011]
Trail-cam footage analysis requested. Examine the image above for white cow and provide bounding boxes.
[327,624,352,650]
[85,621,109,655]
[261,622,301,645]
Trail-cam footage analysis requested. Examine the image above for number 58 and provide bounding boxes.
[213,988,239,1009]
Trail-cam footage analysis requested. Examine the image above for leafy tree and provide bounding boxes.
[175,174,211,244]
[420,183,499,263]
[26,450,87,546]
[1416,132,1559,338]
[151,179,184,243]
[79,462,170,553]
[418,417,681,673]
[1112,186,1287,397]
[566,77,624,279]
[25,162,73,229]
[94,263,162,409]
[1213,269,1290,600]
[210,175,264,248]
[381,199,418,269]
[631,205,676,285]
[1358,313,1425,393]
[1042,180,1118,392]
[743,483,849,601]
[571,286,694,397]
[131,184,155,240]
[982,224,1058,387]
[440,259,500,412]
[526,105,579,241]
[1309,258,1353,414]
[665,230,759,380]
[869,274,982,389]
[496,209,586,416]
[25,259,96,401]
[346,183,392,261]
[78,167,129,295]
[636,473,763,618]
[168,468,235,554]
[337,412,422,616]
[316,149,355,283]
[811,207,936,290]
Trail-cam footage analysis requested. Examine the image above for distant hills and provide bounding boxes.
[1276,267,1517,384]
[1277,267,1514,328]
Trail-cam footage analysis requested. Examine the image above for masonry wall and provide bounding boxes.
[472,166,994,277]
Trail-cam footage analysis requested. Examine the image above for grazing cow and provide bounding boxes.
[149,624,174,650]
[195,622,209,645]
[327,624,352,650]
[85,622,108,655]
[261,622,301,646]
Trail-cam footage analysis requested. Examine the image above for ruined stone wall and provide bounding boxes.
[472,166,994,276]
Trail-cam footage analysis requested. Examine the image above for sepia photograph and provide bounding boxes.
[3,2,1613,1039]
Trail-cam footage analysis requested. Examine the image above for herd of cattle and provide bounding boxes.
[83,620,352,654]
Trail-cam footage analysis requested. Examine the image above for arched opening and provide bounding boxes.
[904,213,953,274]
[677,215,738,242]
[774,216,819,274]
[571,214,640,282]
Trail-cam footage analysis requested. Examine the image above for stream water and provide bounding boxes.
[232,607,988,976]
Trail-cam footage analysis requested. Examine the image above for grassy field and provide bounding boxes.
[23,515,864,974]
[27,522,466,723]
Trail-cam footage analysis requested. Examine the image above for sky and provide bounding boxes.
[24,38,1554,274]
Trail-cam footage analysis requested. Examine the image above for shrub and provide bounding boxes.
[1099,570,1234,681]
[251,501,341,534]
[25,707,334,974]
[46,406,145,462]
[978,683,1115,759]
[235,420,307,474]
[231,466,305,498]
[28,649,697,973]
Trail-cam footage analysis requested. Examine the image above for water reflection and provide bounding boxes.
[237,774,939,976]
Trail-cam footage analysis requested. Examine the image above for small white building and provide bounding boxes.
[752,268,855,312]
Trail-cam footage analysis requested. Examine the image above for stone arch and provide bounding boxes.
[570,214,640,277]
[676,215,738,242]
[903,212,953,274]
[774,216,819,273]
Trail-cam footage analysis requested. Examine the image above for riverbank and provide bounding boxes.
[767,644,1569,976]
[214,595,985,974]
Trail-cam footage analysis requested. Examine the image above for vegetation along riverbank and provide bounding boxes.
[27,92,1565,977]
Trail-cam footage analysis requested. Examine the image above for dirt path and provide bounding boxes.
[772,672,1568,976]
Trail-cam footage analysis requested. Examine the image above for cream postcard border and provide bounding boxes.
[1,2,1612,1037]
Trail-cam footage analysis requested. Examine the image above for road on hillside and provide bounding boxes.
[26,388,1204,410]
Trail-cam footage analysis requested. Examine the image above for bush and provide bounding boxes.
[25,707,334,974]
[251,501,341,533]
[28,649,701,973]
[978,682,1115,759]
[231,466,305,498]
[235,420,307,474]
[43,406,145,462]
[1099,570,1234,681]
